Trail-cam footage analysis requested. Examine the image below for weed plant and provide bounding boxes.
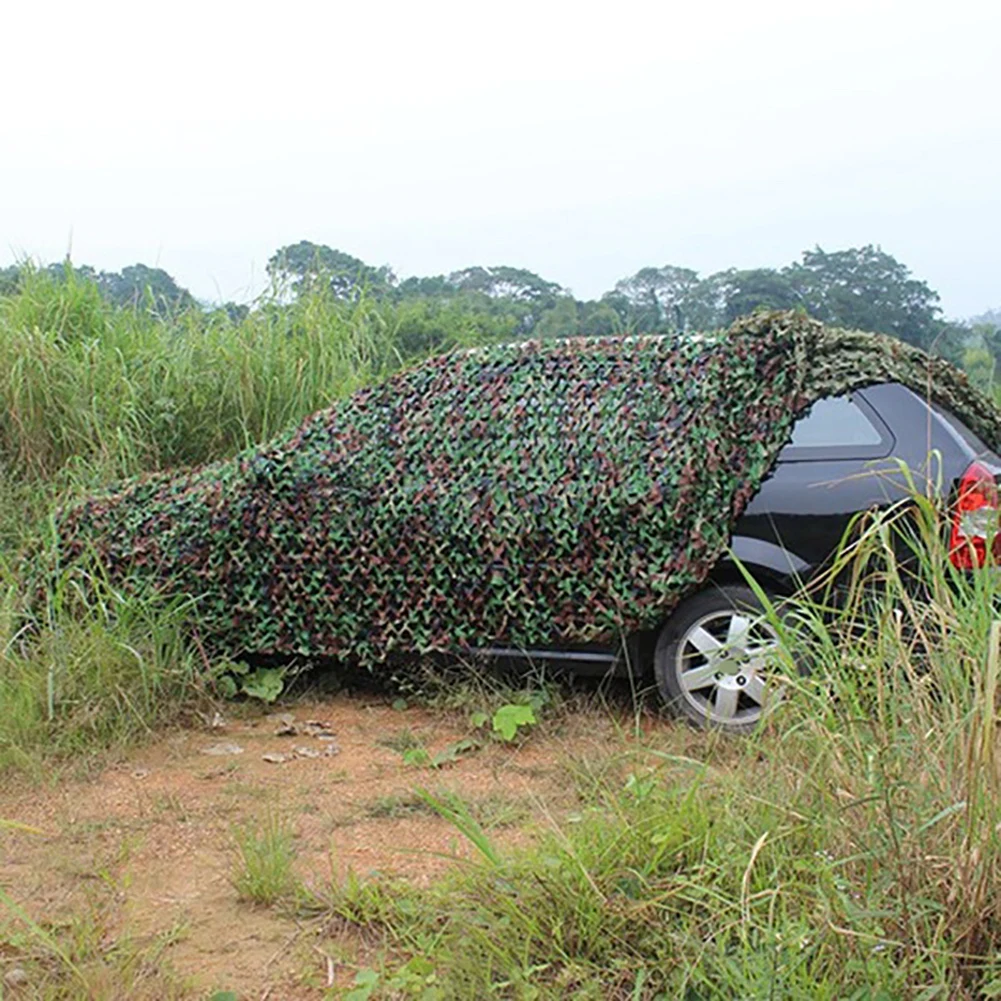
[0,267,392,494]
[0,560,203,776]
[231,811,301,907]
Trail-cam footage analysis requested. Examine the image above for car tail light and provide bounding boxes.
[949,462,1001,569]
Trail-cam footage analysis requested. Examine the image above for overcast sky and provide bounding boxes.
[1,0,997,317]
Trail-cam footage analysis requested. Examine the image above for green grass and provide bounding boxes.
[0,560,205,776]
[0,267,382,505]
[309,501,1001,999]
[0,265,510,506]
[362,790,529,829]
[0,915,190,1000]
[231,810,301,907]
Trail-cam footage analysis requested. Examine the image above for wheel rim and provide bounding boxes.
[674,608,781,726]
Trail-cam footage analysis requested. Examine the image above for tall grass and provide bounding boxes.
[0,559,203,775]
[0,267,391,768]
[322,500,1001,999]
[0,267,520,554]
[231,810,301,907]
[0,267,394,490]
[0,267,512,771]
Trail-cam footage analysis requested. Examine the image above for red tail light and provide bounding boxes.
[949,462,1001,569]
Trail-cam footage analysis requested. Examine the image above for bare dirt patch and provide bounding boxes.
[0,694,639,998]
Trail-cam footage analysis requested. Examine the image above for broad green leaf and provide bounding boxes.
[492,704,536,742]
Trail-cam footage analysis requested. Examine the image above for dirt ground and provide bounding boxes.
[0,694,651,999]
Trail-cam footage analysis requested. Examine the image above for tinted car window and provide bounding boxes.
[778,393,892,461]
[788,396,882,447]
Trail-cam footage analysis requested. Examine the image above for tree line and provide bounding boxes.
[265,242,963,354]
[3,243,997,369]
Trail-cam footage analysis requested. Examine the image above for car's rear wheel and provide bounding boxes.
[654,584,784,732]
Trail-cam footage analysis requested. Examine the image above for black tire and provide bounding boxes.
[654,584,785,732]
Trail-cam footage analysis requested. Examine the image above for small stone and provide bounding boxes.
[201,742,245,756]
[302,720,336,737]
[323,743,341,757]
[4,968,29,987]
[262,752,293,764]
[293,746,321,759]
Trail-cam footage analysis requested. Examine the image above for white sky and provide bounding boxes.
[1,0,997,317]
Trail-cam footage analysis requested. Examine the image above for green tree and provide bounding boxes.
[577,299,624,337]
[30,259,196,314]
[533,297,579,339]
[389,296,518,358]
[611,265,701,332]
[96,263,197,313]
[977,322,1001,362]
[431,266,569,337]
[395,274,454,298]
[970,308,1001,329]
[603,266,760,333]
[784,245,943,349]
[444,265,565,305]
[722,268,801,323]
[266,241,395,300]
[0,265,19,296]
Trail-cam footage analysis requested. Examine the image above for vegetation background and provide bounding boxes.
[3,246,1001,997]
[1,240,997,549]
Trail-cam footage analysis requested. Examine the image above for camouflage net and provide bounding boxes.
[52,312,1001,665]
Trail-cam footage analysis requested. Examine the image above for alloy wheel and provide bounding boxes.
[673,608,780,726]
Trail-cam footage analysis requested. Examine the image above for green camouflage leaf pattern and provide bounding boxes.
[51,312,1001,665]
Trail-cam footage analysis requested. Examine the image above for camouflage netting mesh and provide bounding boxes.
[51,312,1001,664]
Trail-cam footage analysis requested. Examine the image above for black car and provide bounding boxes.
[471,382,1001,730]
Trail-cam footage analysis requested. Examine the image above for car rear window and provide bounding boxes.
[786,395,884,449]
